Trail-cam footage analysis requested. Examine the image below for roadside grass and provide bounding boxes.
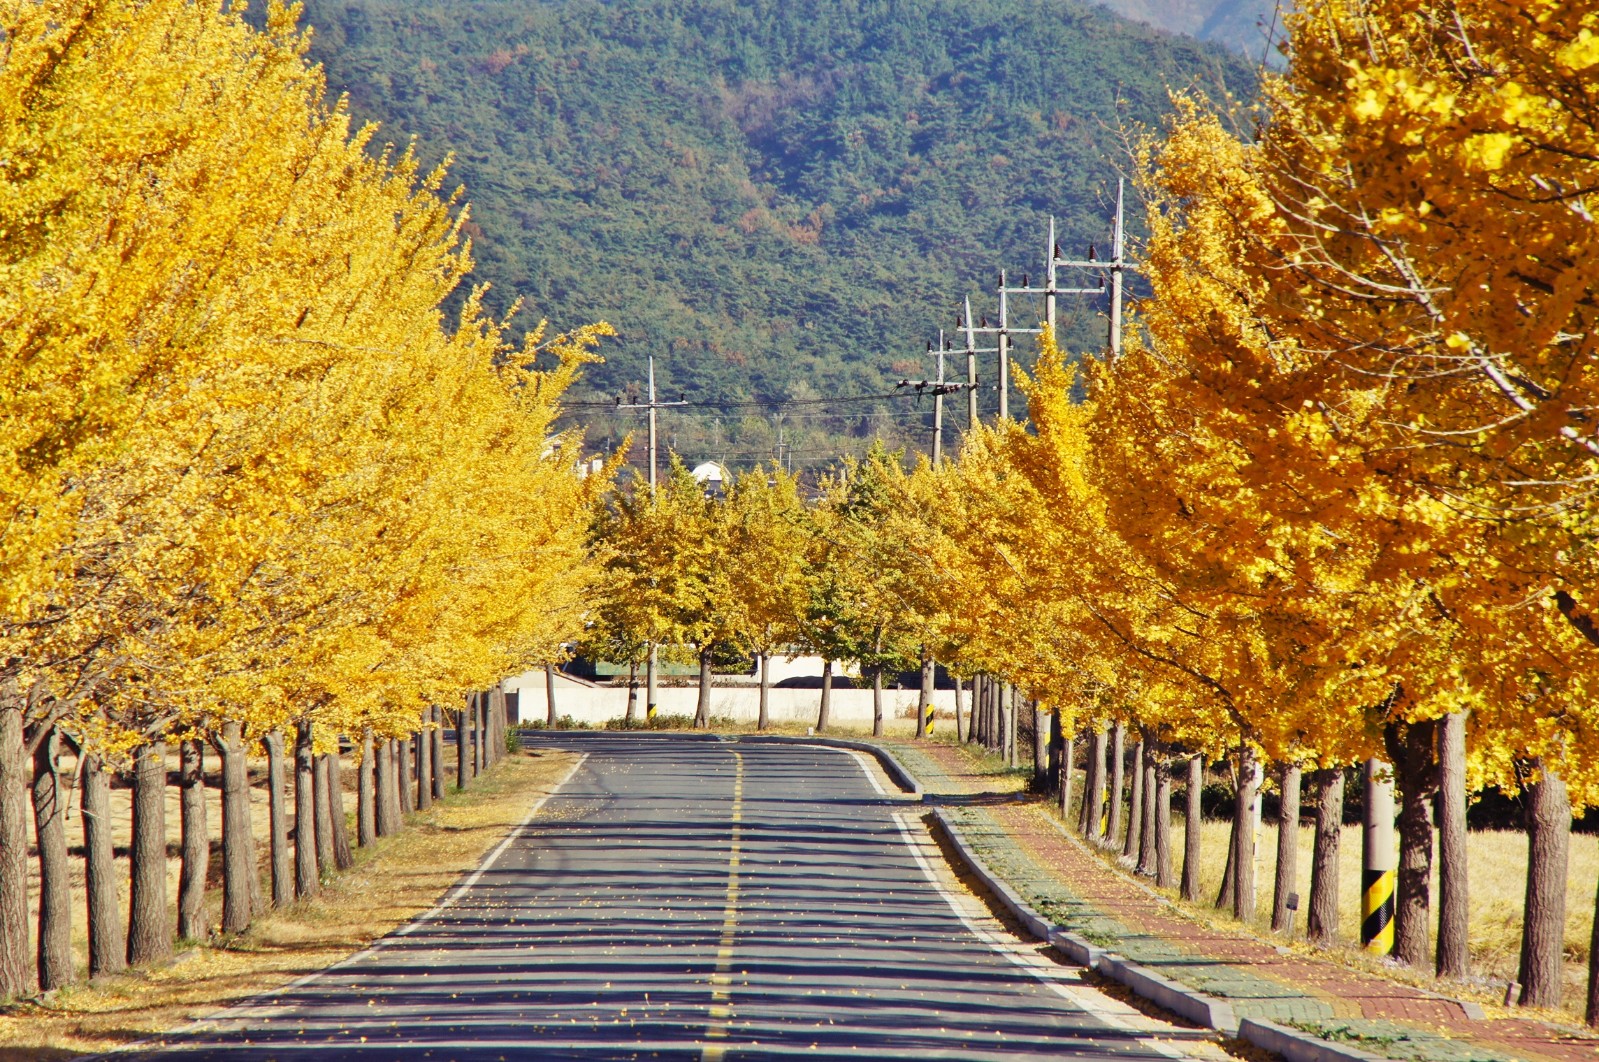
[914,737,1599,1030]
[0,747,578,1061]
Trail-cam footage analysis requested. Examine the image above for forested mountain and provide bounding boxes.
[1092,0,1288,62]
[295,0,1252,472]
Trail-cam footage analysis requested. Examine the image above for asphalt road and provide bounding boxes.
[124,732,1210,1060]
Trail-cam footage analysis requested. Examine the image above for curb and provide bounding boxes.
[1099,954,1238,1034]
[1239,1018,1388,1062]
[737,735,923,797]
[930,807,1051,938]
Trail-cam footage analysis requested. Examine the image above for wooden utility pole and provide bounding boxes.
[962,296,981,429]
[897,340,974,464]
[996,270,1010,421]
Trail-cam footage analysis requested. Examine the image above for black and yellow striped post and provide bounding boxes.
[1361,758,1396,955]
[923,702,935,738]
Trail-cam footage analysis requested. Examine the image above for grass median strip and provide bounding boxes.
[0,747,580,1061]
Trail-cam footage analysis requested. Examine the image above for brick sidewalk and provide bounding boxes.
[885,739,1599,1062]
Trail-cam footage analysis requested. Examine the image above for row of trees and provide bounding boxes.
[587,0,1599,1025]
[1,1,606,998]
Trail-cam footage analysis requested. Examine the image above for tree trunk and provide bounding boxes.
[917,652,934,739]
[1107,722,1126,847]
[697,646,714,729]
[416,725,432,811]
[79,754,124,978]
[1216,810,1237,910]
[0,701,33,999]
[817,658,833,731]
[127,739,172,966]
[374,733,395,838]
[326,749,354,870]
[1032,703,1048,784]
[265,730,291,909]
[1391,720,1438,967]
[1049,712,1065,797]
[472,694,484,775]
[430,708,446,801]
[456,704,469,787]
[293,723,319,899]
[757,653,770,730]
[954,676,964,743]
[1308,767,1344,947]
[1436,712,1469,978]
[1085,726,1106,843]
[358,728,376,847]
[1271,763,1302,934]
[872,669,884,738]
[1182,754,1203,903]
[1076,729,1092,834]
[1233,744,1258,922]
[1124,739,1145,860]
[31,728,72,989]
[1587,873,1599,1027]
[1154,759,1175,888]
[217,721,257,934]
[396,735,413,816]
[177,738,209,943]
[313,752,336,878]
[1060,735,1075,820]
[546,665,558,728]
[625,664,638,725]
[1137,755,1157,877]
[1518,760,1569,1009]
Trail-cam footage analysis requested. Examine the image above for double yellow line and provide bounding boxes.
[702,750,744,1061]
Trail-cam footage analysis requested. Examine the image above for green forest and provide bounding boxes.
[295,0,1253,473]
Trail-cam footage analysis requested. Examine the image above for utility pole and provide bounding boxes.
[897,340,974,464]
[615,354,687,722]
[962,296,981,429]
[616,354,688,489]
[1110,177,1125,360]
[996,270,1010,421]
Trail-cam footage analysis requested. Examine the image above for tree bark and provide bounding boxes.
[430,708,446,801]
[127,739,172,966]
[817,658,833,731]
[358,728,376,847]
[374,733,395,838]
[1436,712,1469,979]
[326,748,353,870]
[1124,739,1144,860]
[1233,744,1258,922]
[1390,719,1438,967]
[1308,767,1344,947]
[79,753,125,978]
[1518,760,1569,1009]
[1085,726,1106,843]
[1182,754,1203,903]
[1154,759,1175,888]
[293,723,319,899]
[1076,729,1092,834]
[625,664,638,725]
[456,704,469,787]
[265,730,291,908]
[872,668,884,738]
[0,701,33,999]
[217,721,258,934]
[546,665,558,728]
[471,694,483,776]
[1107,722,1126,848]
[31,728,72,989]
[1137,755,1157,877]
[757,653,770,730]
[1271,763,1302,934]
[416,725,432,811]
[1587,872,1599,1027]
[1032,703,1048,784]
[954,676,964,743]
[1060,735,1075,820]
[697,646,714,729]
[313,752,336,878]
[177,738,209,943]
[396,734,413,816]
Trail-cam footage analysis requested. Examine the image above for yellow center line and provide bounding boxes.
[702,750,744,1061]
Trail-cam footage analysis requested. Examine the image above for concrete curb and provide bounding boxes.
[737,735,923,797]
[929,808,1052,939]
[1099,954,1238,1034]
[1239,1018,1388,1062]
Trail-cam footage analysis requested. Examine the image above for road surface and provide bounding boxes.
[124,732,1212,1060]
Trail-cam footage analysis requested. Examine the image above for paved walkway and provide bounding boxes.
[885,739,1599,1062]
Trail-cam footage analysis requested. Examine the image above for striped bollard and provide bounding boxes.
[923,703,935,737]
[1361,758,1396,955]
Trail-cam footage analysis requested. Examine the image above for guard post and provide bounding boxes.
[1361,758,1396,954]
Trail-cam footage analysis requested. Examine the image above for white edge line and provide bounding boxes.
[86,751,591,1059]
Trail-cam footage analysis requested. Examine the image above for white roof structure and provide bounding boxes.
[690,461,726,484]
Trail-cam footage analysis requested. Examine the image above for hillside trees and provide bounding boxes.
[0,0,606,999]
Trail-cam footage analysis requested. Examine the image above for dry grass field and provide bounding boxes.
[0,745,579,1060]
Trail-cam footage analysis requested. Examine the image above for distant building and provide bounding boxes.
[690,460,727,498]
